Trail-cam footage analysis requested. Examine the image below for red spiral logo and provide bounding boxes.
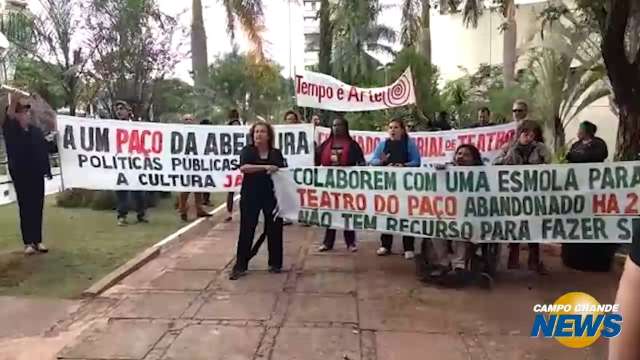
[383,73,412,107]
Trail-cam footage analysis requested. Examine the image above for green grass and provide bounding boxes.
[0,194,224,298]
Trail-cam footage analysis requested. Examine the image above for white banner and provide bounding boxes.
[273,163,640,243]
[0,173,63,206]
[316,122,517,164]
[57,116,314,192]
[295,67,416,111]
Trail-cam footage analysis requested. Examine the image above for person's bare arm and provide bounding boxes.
[609,257,640,360]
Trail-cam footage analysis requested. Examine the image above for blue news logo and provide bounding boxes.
[530,292,622,348]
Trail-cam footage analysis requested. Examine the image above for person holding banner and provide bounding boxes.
[562,121,615,272]
[316,117,366,252]
[511,100,544,143]
[284,110,301,124]
[370,118,421,259]
[2,97,51,255]
[311,114,321,127]
[494,120,551,274]
[114,100,148,226]
[224,109,242,222]
[429,145,483,273]
[200,118,213,206]
[230,121,286,280]
[281,110,301,226]
[176,114,212,222]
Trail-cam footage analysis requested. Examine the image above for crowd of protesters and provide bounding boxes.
[2,95,615,290]
[228,100,617,291]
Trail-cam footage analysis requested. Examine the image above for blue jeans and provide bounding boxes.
[116,191,146,219]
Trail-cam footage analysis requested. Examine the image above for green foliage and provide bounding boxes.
[85,0,180,119]
[205,52,288,123]
[331,0,396,85]
[221,0,266,60]
[387,48,443,126]
[56,189,116,210]
[12,57,66,109]
[440,63,536,127]
[56,189,93,208]
[89,191,117,211]
[531,5,610,152]
[151,79,197,123]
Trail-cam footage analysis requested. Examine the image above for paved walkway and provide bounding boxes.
[5,219,623,359]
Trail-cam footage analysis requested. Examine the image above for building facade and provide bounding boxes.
[302,0,320,68]
[429,0,618,157]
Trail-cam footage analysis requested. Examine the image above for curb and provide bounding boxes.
[82,196,237,298]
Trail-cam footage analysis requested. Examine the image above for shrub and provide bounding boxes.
[56,189,91,208]
[90,191,117,210]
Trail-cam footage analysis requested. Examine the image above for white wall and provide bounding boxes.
[429,2,619,158]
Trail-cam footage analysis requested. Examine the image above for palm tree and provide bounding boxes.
[318,0,333,75]
[190,0,266,109]
[404,0,515,87]
[331,0,396,84]
[191,0,208,109]
[501,0,517,86]
[531,12,610,154]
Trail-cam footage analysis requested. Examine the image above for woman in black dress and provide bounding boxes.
[230,121,286,280]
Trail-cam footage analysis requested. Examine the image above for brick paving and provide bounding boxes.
[54,220,621,360]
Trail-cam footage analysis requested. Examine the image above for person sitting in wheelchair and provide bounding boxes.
[419,144,495,288]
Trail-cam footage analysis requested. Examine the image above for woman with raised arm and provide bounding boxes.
[230,121,286,280]
[370,118,421,259]
[2,96,52,255]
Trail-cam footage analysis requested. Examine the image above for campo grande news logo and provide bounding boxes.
[530,292,622,348]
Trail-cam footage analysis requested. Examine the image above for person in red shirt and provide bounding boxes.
[315,116,365,252]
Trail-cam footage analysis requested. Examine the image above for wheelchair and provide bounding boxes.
[415,238,500,289]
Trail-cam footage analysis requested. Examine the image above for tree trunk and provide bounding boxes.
[600,0,640,160]
[418,0,431,64]
[191,0,209,110]
[69,100,76,116]
[553,115,565,155]
[502,0,517,87]
[318,0,332,75]
[614,109,640,161]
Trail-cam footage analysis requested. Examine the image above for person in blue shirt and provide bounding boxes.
[370,118,421,259]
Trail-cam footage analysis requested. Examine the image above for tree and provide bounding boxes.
[221,0,266,60]
[151,79,196,122]
[441,63,535,126]
[190,0,268,117]
[389,47,442,125]
[572,0,640,160]
[19,0,90,116]
[207,52,287,122]
[12,57,66,109]
[318,0,333,75]
[531,9,610,154]
[85,0,179,120]
[1,4,36,82]
[191,0,209,112]
[331,0,396,85]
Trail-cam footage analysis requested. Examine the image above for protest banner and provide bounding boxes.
[316,122,517,164]
[295,67,416,112]
[57,116,314,192]
[273,162,640,243]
